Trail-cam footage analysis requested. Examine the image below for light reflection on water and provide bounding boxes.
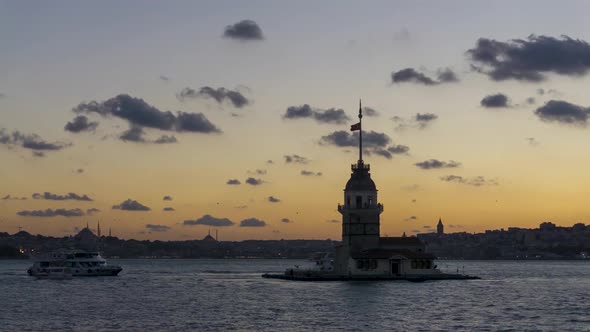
[1,259,589,331]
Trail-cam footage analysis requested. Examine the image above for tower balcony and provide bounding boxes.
[338,203,383,213]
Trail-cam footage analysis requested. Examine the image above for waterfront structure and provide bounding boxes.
[437,218,444,235]
[264,102,478,280]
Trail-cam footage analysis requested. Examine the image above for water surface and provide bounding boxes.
[1,259,589,331]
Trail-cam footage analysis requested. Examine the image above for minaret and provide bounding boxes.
[97,221,101,237]
[437,218,444,235]
[337,100,383,251]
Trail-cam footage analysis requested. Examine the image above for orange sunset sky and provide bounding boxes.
[2,1,590,240]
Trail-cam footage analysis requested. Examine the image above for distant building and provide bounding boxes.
[437,218,444,235]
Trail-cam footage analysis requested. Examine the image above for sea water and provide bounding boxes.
[0,259,589,331]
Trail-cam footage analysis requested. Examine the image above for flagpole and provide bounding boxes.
[359,99,362,163]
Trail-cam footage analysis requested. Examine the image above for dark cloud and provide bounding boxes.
[184,214,235,227]
[154,135,177,144]
[391,68,459,85]
[363,107,379,117]
[280,218,292,223]
[284,154,309,164]
[267,196,281,203]
[86,208,101,215]
[248,169,266,175]
[393,113,438,130]
[112,199,151,211]
[283,104,350,124]
[177,87,250,108]
[76,168,84,174]
[440,175,498,186]
[32,192,93,201]
[526,97,536,105]
[415,159,461,170]
[163,207,175,211]
[32,151,45,158]
[72,94,221,133]
[239,218,266,227]
[0,129,70,152]
[266,160,273,164]
[327,219,340,224]
[319,130,405,160]
[159,75,170,81]
[300,170,322,176]
[245,177,263,186]
[226,179,241,185]
[64,115,99,133]
[120,126,146,142]
[481,93,510,108]
[406,216,417,221]
[163,195,173,201]
[437,68,460,83]
[146,224,171,232]
[467,35,590,81]
[534,100,590,126]
[320,130,390,148]
[1,194,27,200]
[17,208,85,217]
[223,20,264,41]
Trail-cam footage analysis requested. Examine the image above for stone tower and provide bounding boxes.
[337,101,383,251]
[437,218,444,235]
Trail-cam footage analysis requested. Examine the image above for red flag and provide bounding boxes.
[350,122,361,131]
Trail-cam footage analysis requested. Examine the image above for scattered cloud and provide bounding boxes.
[120,126,146,142]
[17,208,85,217]
[319,130,407,159]
[223,19,264,41]
[526,137,540,146]
[1,194,27,200]
[284,154,309,164]
[534,100,590,126]
[226,179,241,185]
[283,104,350,124]
[248,169,267,175]
[481,93,510,108]
[64,115,99,133]
[32,192,93,201]
[415,159,461,170]
[0,128,70,154]
[301,170,322,176]
[362,107,380,117]
[159,75,170,81]
[112,199,151,211]
[239,218,266,227]
[440,175,498,186]
[146,224,171,232]
[327,219,340,224]
[391,67,459,85]
[402,184,421,192]
[406,216,418,221]
[184,214,235,227]
[467,35,590,81]
[267,196,281,203]
[163,195,173,201]
[177,87,250,108]
[154,135,177,144]
[245,177,263,186]
[393,113,438,130]
[280,218,292,223]
[86,208,101,215]
[72,94,221,134]
[163,207,175,211]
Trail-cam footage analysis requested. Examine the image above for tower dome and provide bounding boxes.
[345,162,376,191]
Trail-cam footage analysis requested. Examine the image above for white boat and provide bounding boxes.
[35,265,73,280]
[27,250,122,277]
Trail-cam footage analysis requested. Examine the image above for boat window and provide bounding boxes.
[40,262,49,267]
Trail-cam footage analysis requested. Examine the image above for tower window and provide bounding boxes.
[368,196,373,206]
[356,196,362,208]
[346,196,351,206]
